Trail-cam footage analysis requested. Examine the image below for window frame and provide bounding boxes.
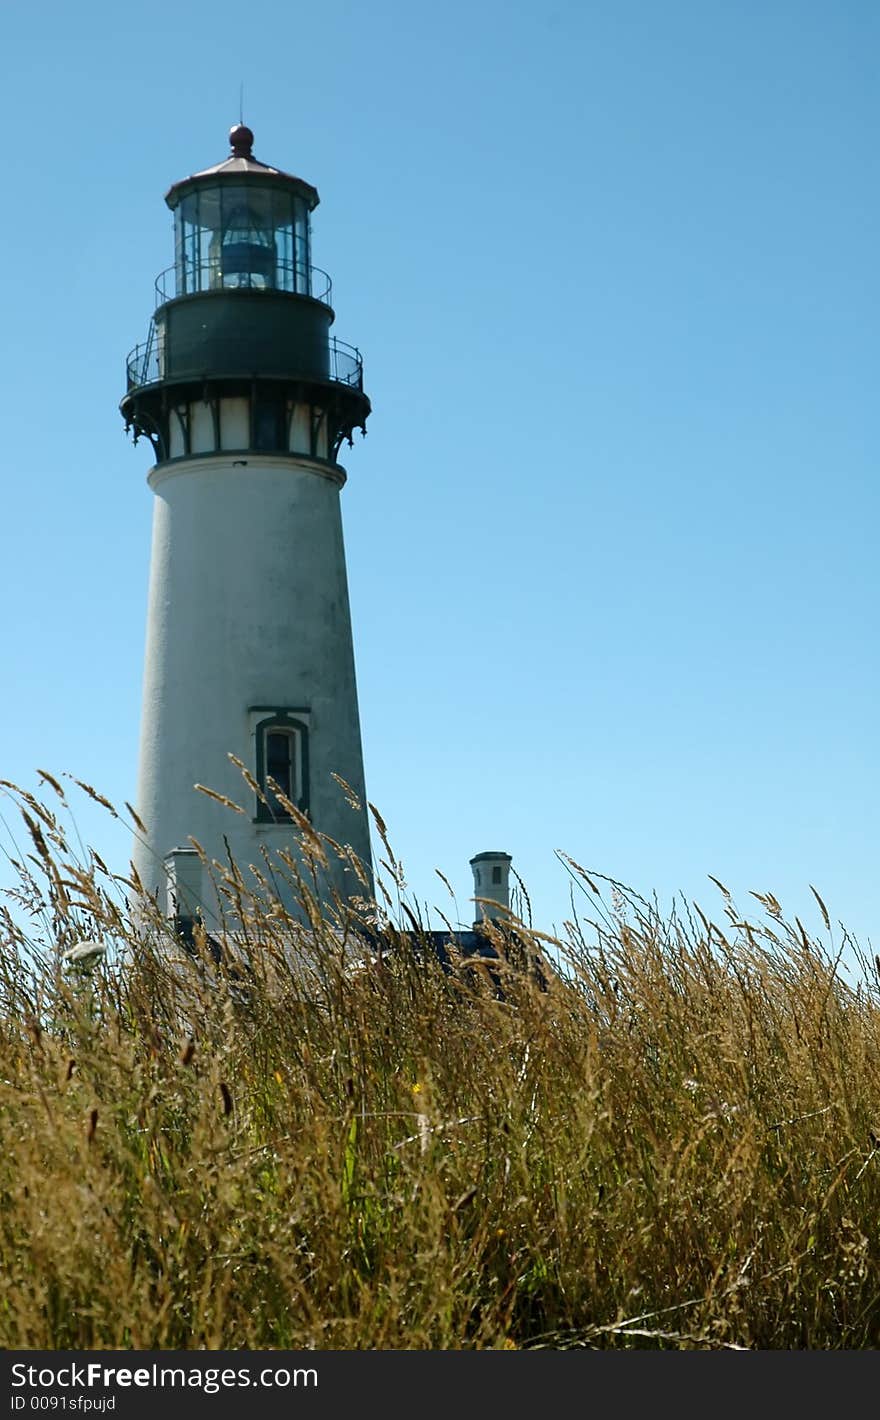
[252,710,310,822]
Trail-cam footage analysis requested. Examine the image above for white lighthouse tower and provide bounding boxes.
[121,123,373,925]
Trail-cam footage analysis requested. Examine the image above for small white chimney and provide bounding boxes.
[470,851,513,926]
[163,846,203,926]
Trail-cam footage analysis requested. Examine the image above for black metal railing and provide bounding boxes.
[153,261,333,307]
[127,324,158,387]
[327,339,363,389]
[125,327,364,392]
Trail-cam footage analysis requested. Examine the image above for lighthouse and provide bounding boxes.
[121,124,373,926]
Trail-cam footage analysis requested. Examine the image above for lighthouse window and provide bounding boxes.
[267,732,294,802]
[171,185,308,297]
[254,712,310,821]
[294,198,310,294]
[492,866,502,885]
[254,398,283,451]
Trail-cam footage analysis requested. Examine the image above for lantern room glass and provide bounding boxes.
[174,184,312,295]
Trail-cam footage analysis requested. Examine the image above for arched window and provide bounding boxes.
[253,712,310,821]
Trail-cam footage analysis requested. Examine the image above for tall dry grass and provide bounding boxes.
[2,773,880,1349]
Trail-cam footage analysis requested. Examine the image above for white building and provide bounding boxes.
[122,125,373,927]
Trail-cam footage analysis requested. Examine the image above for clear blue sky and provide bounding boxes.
[1,0,878,966]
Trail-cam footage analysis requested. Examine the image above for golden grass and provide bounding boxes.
[1,776,880,1349]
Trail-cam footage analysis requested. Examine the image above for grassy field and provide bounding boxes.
[2,773,880,1349]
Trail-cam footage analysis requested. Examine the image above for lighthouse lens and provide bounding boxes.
[210,199,276,289]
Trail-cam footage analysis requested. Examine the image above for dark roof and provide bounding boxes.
[418,930,502,965]
[374,928,552,994]
[165,124,319,212]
